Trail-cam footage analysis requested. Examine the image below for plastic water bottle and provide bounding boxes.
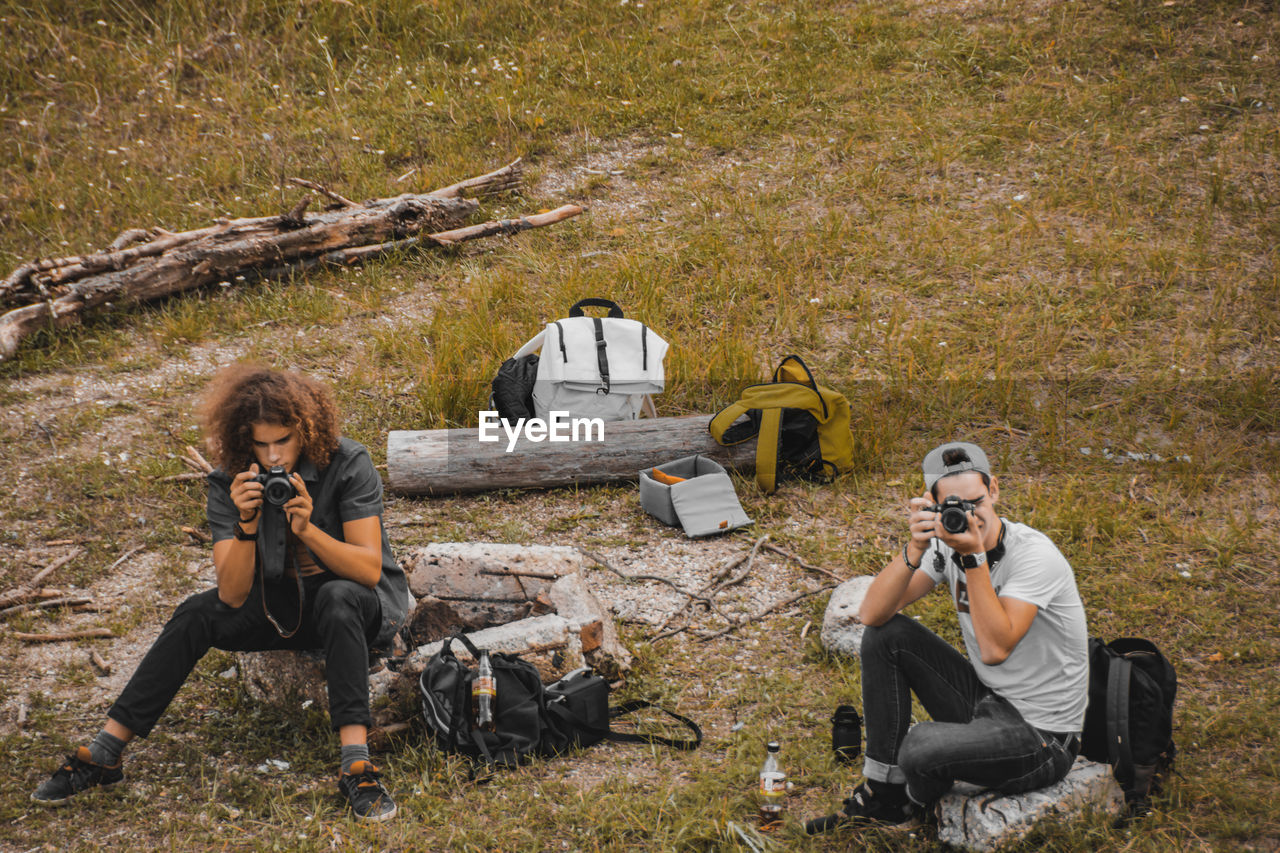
[472,650,496,731]
[757,741,786,831]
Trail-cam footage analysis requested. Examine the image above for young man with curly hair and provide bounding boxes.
[809,441,1089,833]
[32,366,410,822]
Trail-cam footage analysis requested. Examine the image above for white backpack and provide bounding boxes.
[508,298,668,421]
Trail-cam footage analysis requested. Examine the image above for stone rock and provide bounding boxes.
[936,758,1123,852]
[820,575,875,657]
[546,571,631,676]
[408,613,574,682]
[403,542,582,628]
[239,649,328,710]
[401,573,631,682]
[403,595,472,647]
[237,543,629,726]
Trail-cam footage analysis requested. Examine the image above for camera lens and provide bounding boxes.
[939,507,969,534]
[264,476,294,506]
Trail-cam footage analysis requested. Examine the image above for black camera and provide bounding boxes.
[254,465,296,507]
[929,495,977,534]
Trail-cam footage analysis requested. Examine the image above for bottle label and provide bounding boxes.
[473,676,496,697]
[759,772,785,797]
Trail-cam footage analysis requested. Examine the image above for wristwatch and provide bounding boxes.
[956,551,987,571]
[233,520,258,541]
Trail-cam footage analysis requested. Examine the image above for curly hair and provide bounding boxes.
[200,365,341,473]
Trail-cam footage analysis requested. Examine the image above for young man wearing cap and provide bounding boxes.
[809,442,1088,832]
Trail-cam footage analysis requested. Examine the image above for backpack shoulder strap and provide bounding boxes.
[755,407,783,494]
[709,401,753,444]
[1107,655,1134,784]
[592,317,611,393]
[553,699,702,750]
[607,700,702,749]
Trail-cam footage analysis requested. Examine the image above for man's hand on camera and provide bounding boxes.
[231,464,263,527]
[905,494,938,566]
[937,508,985,556]
[284,472,313,536]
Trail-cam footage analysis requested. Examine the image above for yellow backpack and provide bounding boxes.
[709,355,855,494]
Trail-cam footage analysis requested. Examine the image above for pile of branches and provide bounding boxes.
[0,158,581,362]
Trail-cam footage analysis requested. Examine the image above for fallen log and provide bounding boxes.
[0,159,582,362]
[387,415,756,496]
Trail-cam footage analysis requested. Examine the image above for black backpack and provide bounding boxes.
[490,352,540,423]
[418,633,568,771]
[1080,637,1178,821]
[418,634,702,775]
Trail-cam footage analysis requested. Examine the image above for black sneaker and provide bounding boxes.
[804,781,917,834]
[338,760,397,822]
[31,746,124,806]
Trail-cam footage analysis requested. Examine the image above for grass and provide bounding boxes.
[1,0,1279,849]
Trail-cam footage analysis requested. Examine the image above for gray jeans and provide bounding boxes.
[860,614,1077,804]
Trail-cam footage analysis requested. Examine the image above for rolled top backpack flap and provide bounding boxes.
[538,317,664,390]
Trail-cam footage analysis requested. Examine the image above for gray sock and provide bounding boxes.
[340,743,371,774]
[88,730,127,767]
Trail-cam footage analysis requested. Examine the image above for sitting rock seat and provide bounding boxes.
[936,758,1122,851]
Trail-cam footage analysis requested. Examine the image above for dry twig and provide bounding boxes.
[90,649,112,675]
[184,445,214,473]
[479,568,562,581]
[11,628,115,643]
[0,548,84,610]
[651,537,771,639]
[698,583,839,642]
[708,535,769,593]
[288,177,360,209]
[0,595,93,618]
[181,526,211,544]
[107,546,145,572]
[579,549,714,607]
[159,472,207,482]
[759,542,844,582]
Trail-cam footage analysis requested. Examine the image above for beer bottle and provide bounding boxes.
[757,741,786,831]
[472,650,497,732]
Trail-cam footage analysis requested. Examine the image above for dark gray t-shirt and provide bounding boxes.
[207,437,409,649]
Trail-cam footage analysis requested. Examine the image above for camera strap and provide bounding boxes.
[257,508,305,639]
[260,550,306,639]
[948,518,1008,572]
[986,520,1008,569]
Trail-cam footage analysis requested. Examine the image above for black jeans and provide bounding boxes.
[108,574,382,736]
[860,614,1077,804]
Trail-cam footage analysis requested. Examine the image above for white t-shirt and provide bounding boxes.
[922,519,1089,732]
